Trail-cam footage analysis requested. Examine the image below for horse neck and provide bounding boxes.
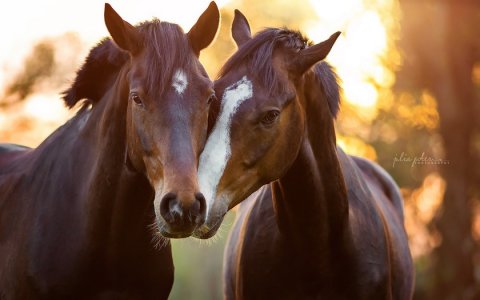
[271,72,351,256]
[81,68,148,247]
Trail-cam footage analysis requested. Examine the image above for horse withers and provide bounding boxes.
[196,10,414,299]
[0,3,219,299]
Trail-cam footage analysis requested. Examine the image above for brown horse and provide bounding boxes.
[0,3,219,299]
[196,11,414,299]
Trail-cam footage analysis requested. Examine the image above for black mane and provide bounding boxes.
[313,62,341,118]
[219,28,341,118]
[62,38,128,108]
[63,19,194,108]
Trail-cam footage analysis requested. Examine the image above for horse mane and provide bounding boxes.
[136,19,194,95]
[218,28,341,118]
[62,38,128,108]
[312,62,341,118]
[63,19,194,108]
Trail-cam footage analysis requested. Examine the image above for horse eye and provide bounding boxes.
[207,94,217,105]
[130,92,143,106]
[261,110,280,125]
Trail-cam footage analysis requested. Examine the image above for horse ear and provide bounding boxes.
[232,9,251,47]
[104,3,141,55]
[289,31,341,75]
[187,1,220,57]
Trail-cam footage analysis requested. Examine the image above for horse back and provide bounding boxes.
[0,143,31,153]
[348,154,414,299]
[0,143,31,169]
[351,155,404,220]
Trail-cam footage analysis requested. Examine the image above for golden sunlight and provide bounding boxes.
[404,172,445,258]
[337,135,377,161]
[1,0,398,147]
[0,0,231,91]
[0,0,231,147]
[306,0,398,110]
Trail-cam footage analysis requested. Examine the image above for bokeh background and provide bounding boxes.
[1,0,479,299]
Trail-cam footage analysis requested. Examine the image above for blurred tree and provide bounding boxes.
[396,0,480,299]
[2,42,55,105]
[200,0,318,78]
[1,33,84,107]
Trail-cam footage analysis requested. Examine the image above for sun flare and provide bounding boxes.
[0,0,398,147]
[306,0,398,109]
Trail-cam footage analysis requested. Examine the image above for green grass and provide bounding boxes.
[169,212,236,300]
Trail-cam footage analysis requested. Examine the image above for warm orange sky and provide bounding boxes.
[0,0,398,147]
[0,0,230,92]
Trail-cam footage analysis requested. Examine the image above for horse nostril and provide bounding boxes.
[160,192,177,223]
[159,191,206,229]
[194,192,206,222]
[190,199,200,217]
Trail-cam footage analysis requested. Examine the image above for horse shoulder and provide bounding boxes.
[351,155,404,220]
[224,186,290,299]
[223,190,258,299]
[352,157,414,298]
[336,152,390,285]
[342,152,414,298]
[348,155,411,263]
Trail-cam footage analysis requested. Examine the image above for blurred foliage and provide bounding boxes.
[368,90,442,188]
[170,212,235,300]
[394,1,480,298]
[200,0,318,78]
[1,32,83,106]
[4,42,55,102]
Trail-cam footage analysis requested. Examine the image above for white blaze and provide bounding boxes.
[198,76,253,217]
[172,69,188,95]
[153,179,164,221]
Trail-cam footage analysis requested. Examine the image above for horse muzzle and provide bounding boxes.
[156,191,207,238]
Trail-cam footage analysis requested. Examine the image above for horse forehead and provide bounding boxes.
[172,69,188,95]
[221,76,254,111]
[197,76,253,215]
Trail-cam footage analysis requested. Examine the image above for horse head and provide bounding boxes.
[195,10,340,238]
[103,3,219,238]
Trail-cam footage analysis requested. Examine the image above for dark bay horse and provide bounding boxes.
[196,10,414,299]
[0,3,219,299]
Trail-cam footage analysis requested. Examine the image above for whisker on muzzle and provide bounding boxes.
[148,221,170,250]
[194,215,233,247]
[193,233,221,247]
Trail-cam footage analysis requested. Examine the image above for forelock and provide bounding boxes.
[62,19,197,109]
[218,28,311,96]
[137,20,195,95]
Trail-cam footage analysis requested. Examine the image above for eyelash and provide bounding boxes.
[130,92,143,106]
[261,110,280,125]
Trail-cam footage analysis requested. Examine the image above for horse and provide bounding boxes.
[0,3,219,299]
[195,10,414,299]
